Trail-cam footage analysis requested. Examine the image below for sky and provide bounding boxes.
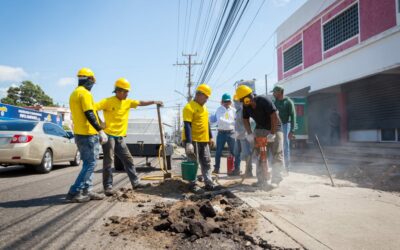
[0,0,306,130]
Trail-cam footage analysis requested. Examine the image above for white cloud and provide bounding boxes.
[57,77,75,86]
[0,84,19,98]
[0,65,28,82]
[0,88,7,98]
[272,0,291,7]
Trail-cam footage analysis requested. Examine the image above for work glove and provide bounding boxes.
[209,138,215,149]
[267,133,276,142]
[154,101,164,107]
[245,133,254,145]
[185,142,195,156]
[99,130,108,145]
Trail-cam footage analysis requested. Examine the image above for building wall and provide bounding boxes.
[360,0,397,41]
[277,0,398,81]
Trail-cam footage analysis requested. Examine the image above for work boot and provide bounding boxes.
[104,187,117,196]
[83,190,105,200]
[212,169,219,174]
[204,184,224,191]
[65,192,90,203]
[133,183,151,189]
[189,185,204,194]
[270,183,279,189]
[251,181,267,188]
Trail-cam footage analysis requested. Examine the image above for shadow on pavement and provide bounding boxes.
[0,165,73,178]
[0,194,66,208]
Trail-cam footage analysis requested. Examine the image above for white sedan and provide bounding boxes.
[0,120,80,173]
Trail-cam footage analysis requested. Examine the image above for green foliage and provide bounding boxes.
[62,124,71,131]
[1,81,56,107]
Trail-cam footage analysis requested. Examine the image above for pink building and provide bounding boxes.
[276,0,400,144]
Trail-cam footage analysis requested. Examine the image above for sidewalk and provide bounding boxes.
[217,162,400,250]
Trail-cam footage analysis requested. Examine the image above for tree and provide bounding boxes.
[1,81,56,107]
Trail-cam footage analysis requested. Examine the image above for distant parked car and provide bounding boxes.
[0,120,80,173]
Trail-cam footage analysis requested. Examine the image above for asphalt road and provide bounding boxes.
[0,158,157,250]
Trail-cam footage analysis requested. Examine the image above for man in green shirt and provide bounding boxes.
[272,86,296,171]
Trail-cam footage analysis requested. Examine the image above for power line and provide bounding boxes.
[196,0,250,86]
[192,0,217,81]
[203,0,250,84]
[217,30,276,90]
[184,0,193,52]
[176,0,181,60]
[196,0,230,85]
[191,0,204,52]
[213,0,266,85]
[182,0,189,52]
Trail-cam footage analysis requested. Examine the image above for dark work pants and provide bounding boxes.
[102,136,139,189]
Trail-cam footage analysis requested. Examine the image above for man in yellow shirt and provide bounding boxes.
[66,68,108,203]
[182,84,221,193]
[95,78,162,195]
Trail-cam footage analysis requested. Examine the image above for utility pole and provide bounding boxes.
[174,53,202,102]
[176,103,181,144]
[265,74,268,95]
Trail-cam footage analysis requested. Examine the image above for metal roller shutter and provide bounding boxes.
[345,74,400,130]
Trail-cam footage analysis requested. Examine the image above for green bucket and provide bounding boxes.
[181,161,198,181]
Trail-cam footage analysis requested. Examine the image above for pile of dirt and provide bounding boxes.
[104,191,290,249]
[108,179,196,203]
[151,178,194,195]
[108,187,153,203]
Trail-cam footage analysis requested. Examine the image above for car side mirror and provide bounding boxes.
[65,133,74,139]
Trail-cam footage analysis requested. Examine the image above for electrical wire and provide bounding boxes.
[191,0,204,52]
[213,0,266,85]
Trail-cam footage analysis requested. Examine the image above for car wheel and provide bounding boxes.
[35,149,53,173]
[70,151,81,166]
[114,154,124,171]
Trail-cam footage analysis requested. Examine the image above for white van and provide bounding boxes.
[114,119,173,170]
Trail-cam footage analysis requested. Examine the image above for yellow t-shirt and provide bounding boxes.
[95,96,140,137]
[182,100,209,142]
[69,86,99,135]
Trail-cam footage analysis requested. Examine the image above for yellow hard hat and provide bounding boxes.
[196,84,211,97]
[115,78,131,91]
[233,94,239,101]
[77,68,95,78]
[235,85,253,100]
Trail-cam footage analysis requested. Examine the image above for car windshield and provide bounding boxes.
[0,121,38,131]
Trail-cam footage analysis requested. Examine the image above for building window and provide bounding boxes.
[283,42,303,72]
[398,0,400,13]
[323,3,359,51]
[381,129,396,141]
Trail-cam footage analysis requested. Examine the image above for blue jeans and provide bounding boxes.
[282,123,291,169]
[68,134,100,194]
[214,131,235,171]
[234,138,252,169]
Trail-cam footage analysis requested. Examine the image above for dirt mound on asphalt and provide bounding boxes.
[151,178,194,195]
[104,191,291,249]
[107,187,152,203]
[108,179,198,203]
